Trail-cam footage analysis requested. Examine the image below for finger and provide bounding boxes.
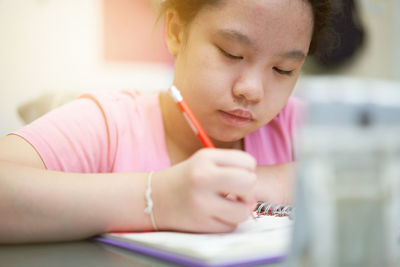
[206,149,257,171]
[224,193,237,201]
[210,168,257,203]
[212,196,255,225]
[222,193,257,208]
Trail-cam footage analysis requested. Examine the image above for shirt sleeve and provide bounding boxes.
[12,96,112,173]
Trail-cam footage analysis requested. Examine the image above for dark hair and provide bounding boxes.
[306,0,332,54]
[159,0,331,55]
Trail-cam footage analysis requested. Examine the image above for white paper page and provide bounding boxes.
[104,216,293,262]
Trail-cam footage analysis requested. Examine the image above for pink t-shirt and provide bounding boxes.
[12,90,304,173]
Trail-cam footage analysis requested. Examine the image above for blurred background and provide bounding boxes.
[0,0,399,136]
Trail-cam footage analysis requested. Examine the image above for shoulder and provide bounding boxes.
[79,89,142,111]
[79,90,168,172]
[78,89,160,123]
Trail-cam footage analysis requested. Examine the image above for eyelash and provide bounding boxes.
[218,47,243,60]
[273,67,293,76]
[218,47,294,76]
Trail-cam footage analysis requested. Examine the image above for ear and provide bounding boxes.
[165,9,184,57]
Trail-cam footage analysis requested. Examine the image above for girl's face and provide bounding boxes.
[169,0,313,143]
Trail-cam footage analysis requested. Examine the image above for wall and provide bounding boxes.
[0,0,172,136]
[103,0,173,63]
[344,0,398,80]
[394,0,400,80]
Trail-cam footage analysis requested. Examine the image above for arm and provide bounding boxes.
[0,135,258,243]
[0,162,152,243]
[254,162,296,205]
[0,135,153,243]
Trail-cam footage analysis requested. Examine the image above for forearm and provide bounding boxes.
[0,161,152,243]
[255,162,296,205]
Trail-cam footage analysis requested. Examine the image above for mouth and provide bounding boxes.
[219,109,254,126]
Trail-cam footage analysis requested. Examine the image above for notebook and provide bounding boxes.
[95,202,294,267]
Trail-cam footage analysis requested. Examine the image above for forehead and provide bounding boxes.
[190,0,313,54]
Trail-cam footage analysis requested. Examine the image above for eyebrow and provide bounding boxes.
[216,29,254,47]
[278,50,306,61]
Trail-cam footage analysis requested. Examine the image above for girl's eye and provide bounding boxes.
[273,67,293,76]
[218,47,243,60]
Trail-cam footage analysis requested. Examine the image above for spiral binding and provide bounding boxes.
[255,201,295,219]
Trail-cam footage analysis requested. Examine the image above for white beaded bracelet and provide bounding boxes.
[144,171,158,231]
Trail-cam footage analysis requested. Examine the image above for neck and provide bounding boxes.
[159,92,242,164]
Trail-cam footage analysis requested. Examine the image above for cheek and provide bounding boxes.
[259,81,296,122]
[181,49,234,100]
[195,49,228,84]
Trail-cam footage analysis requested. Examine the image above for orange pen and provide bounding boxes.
[169,85,215,148]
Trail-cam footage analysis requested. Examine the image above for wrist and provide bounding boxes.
[144,171,158,231]
[150,167,183,232]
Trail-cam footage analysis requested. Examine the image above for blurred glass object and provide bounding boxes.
[290,77,400,267]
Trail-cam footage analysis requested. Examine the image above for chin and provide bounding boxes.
[207,119,259,143]
[210,129,247,143]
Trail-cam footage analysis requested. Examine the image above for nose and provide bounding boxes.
[232,69,264,104]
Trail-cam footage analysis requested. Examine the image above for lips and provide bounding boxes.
[219,109,254,126]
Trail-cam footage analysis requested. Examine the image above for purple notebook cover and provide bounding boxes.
[94,236,287,267]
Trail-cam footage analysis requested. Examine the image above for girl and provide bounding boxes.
[0,0,330,243]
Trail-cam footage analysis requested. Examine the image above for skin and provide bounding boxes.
[160,0,312,199]
[0,0,313,243]
[161,0,312,151]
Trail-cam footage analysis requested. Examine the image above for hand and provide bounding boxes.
[152,148,257,233]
